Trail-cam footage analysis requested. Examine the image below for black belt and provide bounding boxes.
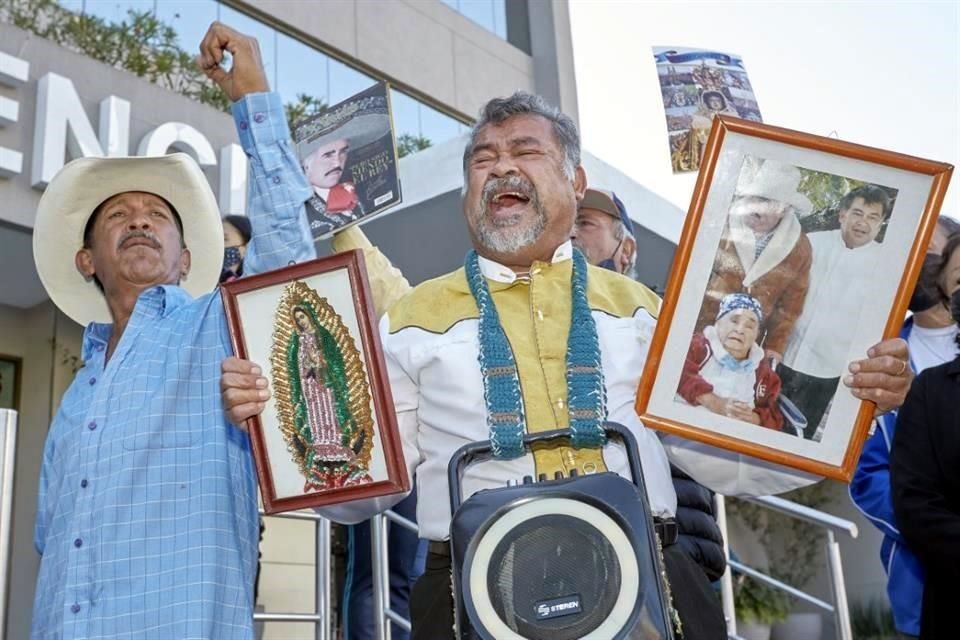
[429,517,677,557]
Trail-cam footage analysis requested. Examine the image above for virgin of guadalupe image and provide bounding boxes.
[271,281,375,492]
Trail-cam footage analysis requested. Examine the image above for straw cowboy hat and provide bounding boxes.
[33,153,224,326]
[734,158,812,214]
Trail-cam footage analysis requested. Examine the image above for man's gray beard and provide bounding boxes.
[470,205,547,255]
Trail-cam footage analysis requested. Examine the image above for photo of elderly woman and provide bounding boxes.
[690,155,898,442]
[677,293,783,429]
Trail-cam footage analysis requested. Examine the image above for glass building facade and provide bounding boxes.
[54,0,513,151]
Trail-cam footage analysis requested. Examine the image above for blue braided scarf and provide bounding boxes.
[464,248,607,459]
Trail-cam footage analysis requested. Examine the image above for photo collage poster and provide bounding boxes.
[653,47,763,174]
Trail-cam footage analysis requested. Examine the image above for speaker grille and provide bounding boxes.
[484,514,622,639]
[464,496,643,640]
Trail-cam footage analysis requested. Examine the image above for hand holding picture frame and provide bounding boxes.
[636,115,952,481]
[222,250,408,513]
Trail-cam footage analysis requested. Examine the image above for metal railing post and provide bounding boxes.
[714,494,737,637]
[371,513,390,640]
[315,517,331,640]
[0,410,17,640]
[826,529,853,640]
[370,509,418,638]
[382,510,416,633]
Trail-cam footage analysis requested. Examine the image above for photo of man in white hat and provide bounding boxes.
[29,22,314,640]
[696,157,814,366]
[296,97,391,239]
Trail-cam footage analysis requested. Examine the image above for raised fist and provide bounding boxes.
[198,21,269,102]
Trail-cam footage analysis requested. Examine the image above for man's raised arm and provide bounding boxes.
[200,22,314,275]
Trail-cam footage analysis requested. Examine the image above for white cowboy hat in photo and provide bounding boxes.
[297,112,391,160]
[33,153,224,326]
[734,158,812,214]
[294,94,392,161]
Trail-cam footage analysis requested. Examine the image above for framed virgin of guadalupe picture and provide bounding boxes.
[636,115,952,481]
[222,250,408,513]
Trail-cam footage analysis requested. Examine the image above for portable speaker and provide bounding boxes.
[447,423,674,640]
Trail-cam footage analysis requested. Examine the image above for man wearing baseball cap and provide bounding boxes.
[572,188,638,275]
[30,22,313,639]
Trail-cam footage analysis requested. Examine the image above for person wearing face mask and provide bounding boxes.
[891,230,960,640]
[901,216,960,370]
[220,214,252,283]
[571,188,637,275]
[850,215,960,640]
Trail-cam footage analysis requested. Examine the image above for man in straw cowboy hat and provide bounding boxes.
[30,22,313,639]
[697,157,814,365]
[297,97,391,238]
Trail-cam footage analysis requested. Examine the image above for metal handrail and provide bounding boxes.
[371,509,419,639]
[253,509,331,640]
[0,410,18,640]
[717,493,857,640]
[742,494,859,537]
[728,560,834,611]
[251,506,414,640]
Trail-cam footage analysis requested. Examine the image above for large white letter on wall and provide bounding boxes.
[31,72,121,187]
[98,96,131,158]
[137,122,217,167]
[0,51,28,178]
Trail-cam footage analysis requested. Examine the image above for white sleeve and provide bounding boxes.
[316,313,423,523]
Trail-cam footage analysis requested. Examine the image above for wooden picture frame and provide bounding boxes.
[0,355,21,412]
[636,115,952,481]
[222,250,408,513]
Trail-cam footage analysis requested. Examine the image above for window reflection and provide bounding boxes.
[156,1,218,58]
[81,0,156,24]
[54,0,468,154]
[419,100,465,144]
[389,89,421,140]
[458,0,496,35]
[276,33,330,107]
[441,0,507,39]
[328,58,375,105]
[219,4,278,91]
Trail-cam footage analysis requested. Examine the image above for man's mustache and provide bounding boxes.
[325,166,343,177]
[117,230,161,251]
[481,176,536,208]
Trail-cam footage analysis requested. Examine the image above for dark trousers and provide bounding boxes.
[777,364,840,439]
[342,491,427,640]
[410,543,725,640]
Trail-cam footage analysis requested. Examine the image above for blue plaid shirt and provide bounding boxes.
[31,93,313,640]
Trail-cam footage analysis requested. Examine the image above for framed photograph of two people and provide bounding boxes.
[636,116,952,481]
[222,251,408,514]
